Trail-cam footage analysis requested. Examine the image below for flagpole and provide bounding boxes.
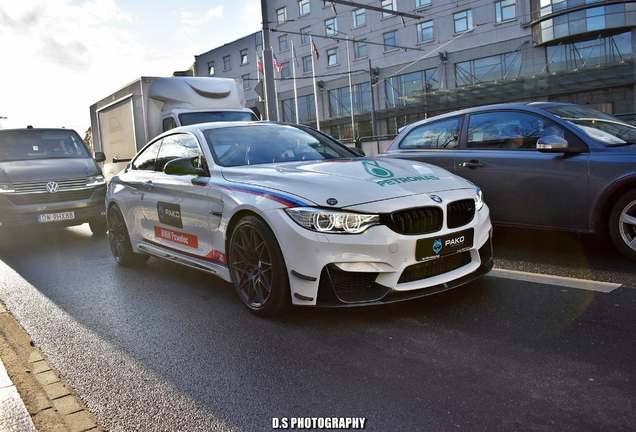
[310,35,320,131]
[272,48,280,122]
[346,35,355,139]
[291,41,299,124]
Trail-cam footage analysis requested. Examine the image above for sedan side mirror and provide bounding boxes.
[537,136,586,154]
[164,157,206,176]
[94,151,106,163]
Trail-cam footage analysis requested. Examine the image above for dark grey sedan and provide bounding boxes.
[380,102,636,260]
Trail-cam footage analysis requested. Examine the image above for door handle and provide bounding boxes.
[459,160,484,168]
[143,180,153,190]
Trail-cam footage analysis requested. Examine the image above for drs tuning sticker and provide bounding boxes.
[158,202,183,228]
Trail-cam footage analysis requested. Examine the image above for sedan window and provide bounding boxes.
[467,111,563,149]
[131,140,162,171]
[399,117,461,149]
[155,134,204,172]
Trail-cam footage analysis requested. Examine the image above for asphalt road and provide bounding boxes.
[0,224,634,431]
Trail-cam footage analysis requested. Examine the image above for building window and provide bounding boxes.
[328,83,371,117]
[415,0,431,8]
[383,31,399,51]
[325,17,338,36]
[281,62,291,78]
[455,51,522,86]
[416,20,433,43]
[208,61,215,75]
[299,0,310,16]
[385,69,439,108]
[240,49,248,65]
[353,8,366,28]
[279,35,288,52]
[242,74,250,89]
[256,32,263,56]
[495,0,517,23]
[381,0,396,18]
[303,55,313,73]
[276,7,287,24]
[300,26,312,45]
[283,94,316,122]
[546,32,631,72]
[354,40,368,59]
[223,55,231,71]
[327,48,339,66]
[454,10,473,33]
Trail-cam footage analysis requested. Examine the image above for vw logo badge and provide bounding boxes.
[430,195,442,203]
[45,181,59,193]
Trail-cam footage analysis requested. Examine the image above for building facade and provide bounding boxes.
[194,0,636,141]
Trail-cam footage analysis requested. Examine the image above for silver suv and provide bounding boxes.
[0,127,107,234]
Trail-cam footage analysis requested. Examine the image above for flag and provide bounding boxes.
[292,45,299,68]
[256,55,263,75]
[273,54,283,73]
[311,40,320,61]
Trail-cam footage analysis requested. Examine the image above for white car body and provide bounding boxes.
[106,122,493,315]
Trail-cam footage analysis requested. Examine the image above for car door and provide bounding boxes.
[386,116,462,173]
[455,110,590,229]
[142,133,215,257]
[116,139,163,242]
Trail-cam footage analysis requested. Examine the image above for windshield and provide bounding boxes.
[204,124,358,166]
[0,129,90,162]
[179,111,258,125]
[541,104,636,145]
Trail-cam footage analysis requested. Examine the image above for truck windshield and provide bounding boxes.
[179,111,258,125]
[0,130,91,162]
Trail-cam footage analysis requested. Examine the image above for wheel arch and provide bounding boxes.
[593,175,636,235]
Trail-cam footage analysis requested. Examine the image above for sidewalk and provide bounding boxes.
[0,356,37,432]
[0,301,102,432]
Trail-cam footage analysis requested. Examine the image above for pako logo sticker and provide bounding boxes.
[158,202,183,228]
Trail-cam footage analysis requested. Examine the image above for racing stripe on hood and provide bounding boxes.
[192,178,310,207]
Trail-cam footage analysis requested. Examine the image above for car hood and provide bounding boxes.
[220,158,473,208]
[0,158,99,183]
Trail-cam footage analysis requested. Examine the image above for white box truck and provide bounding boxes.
[90,76,258,179]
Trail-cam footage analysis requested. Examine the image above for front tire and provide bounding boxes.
[107,204,149,266]
[228,216,290,317]
[89,218,107,235]
[609,190,636,261]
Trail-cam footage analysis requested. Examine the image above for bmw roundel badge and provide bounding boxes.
[430,195,442,203]
[326,198,338,206]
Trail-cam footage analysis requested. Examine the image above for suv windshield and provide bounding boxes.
[179,111,258,125]
[540,104,636,145]
[0,129,90,162]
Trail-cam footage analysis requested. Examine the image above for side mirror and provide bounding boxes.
[350,147,366,157]
[164,156,206,176]
[93,151,106,163]
[537,136,586,154]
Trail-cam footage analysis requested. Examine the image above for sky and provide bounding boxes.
[0,0,261,134]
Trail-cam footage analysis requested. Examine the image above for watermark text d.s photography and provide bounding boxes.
[272,417,366,429]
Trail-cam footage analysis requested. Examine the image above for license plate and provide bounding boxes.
[416,228,474,261]
[38,212,75,223]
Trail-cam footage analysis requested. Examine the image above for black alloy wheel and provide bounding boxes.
[228,215,289,316]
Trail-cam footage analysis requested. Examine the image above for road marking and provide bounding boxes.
[488,268,621,293]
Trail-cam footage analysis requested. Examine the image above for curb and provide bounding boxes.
[0,301,103,432]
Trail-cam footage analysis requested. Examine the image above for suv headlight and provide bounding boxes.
[474,186,484,211]
[286,208,380,234]
[86,175,105,186]
[0,183,14,193]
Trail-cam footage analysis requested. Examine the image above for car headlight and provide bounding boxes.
[474,186,484,211]
[286,208,380,234]
[0,183,14,193]
[86,175,105,186]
